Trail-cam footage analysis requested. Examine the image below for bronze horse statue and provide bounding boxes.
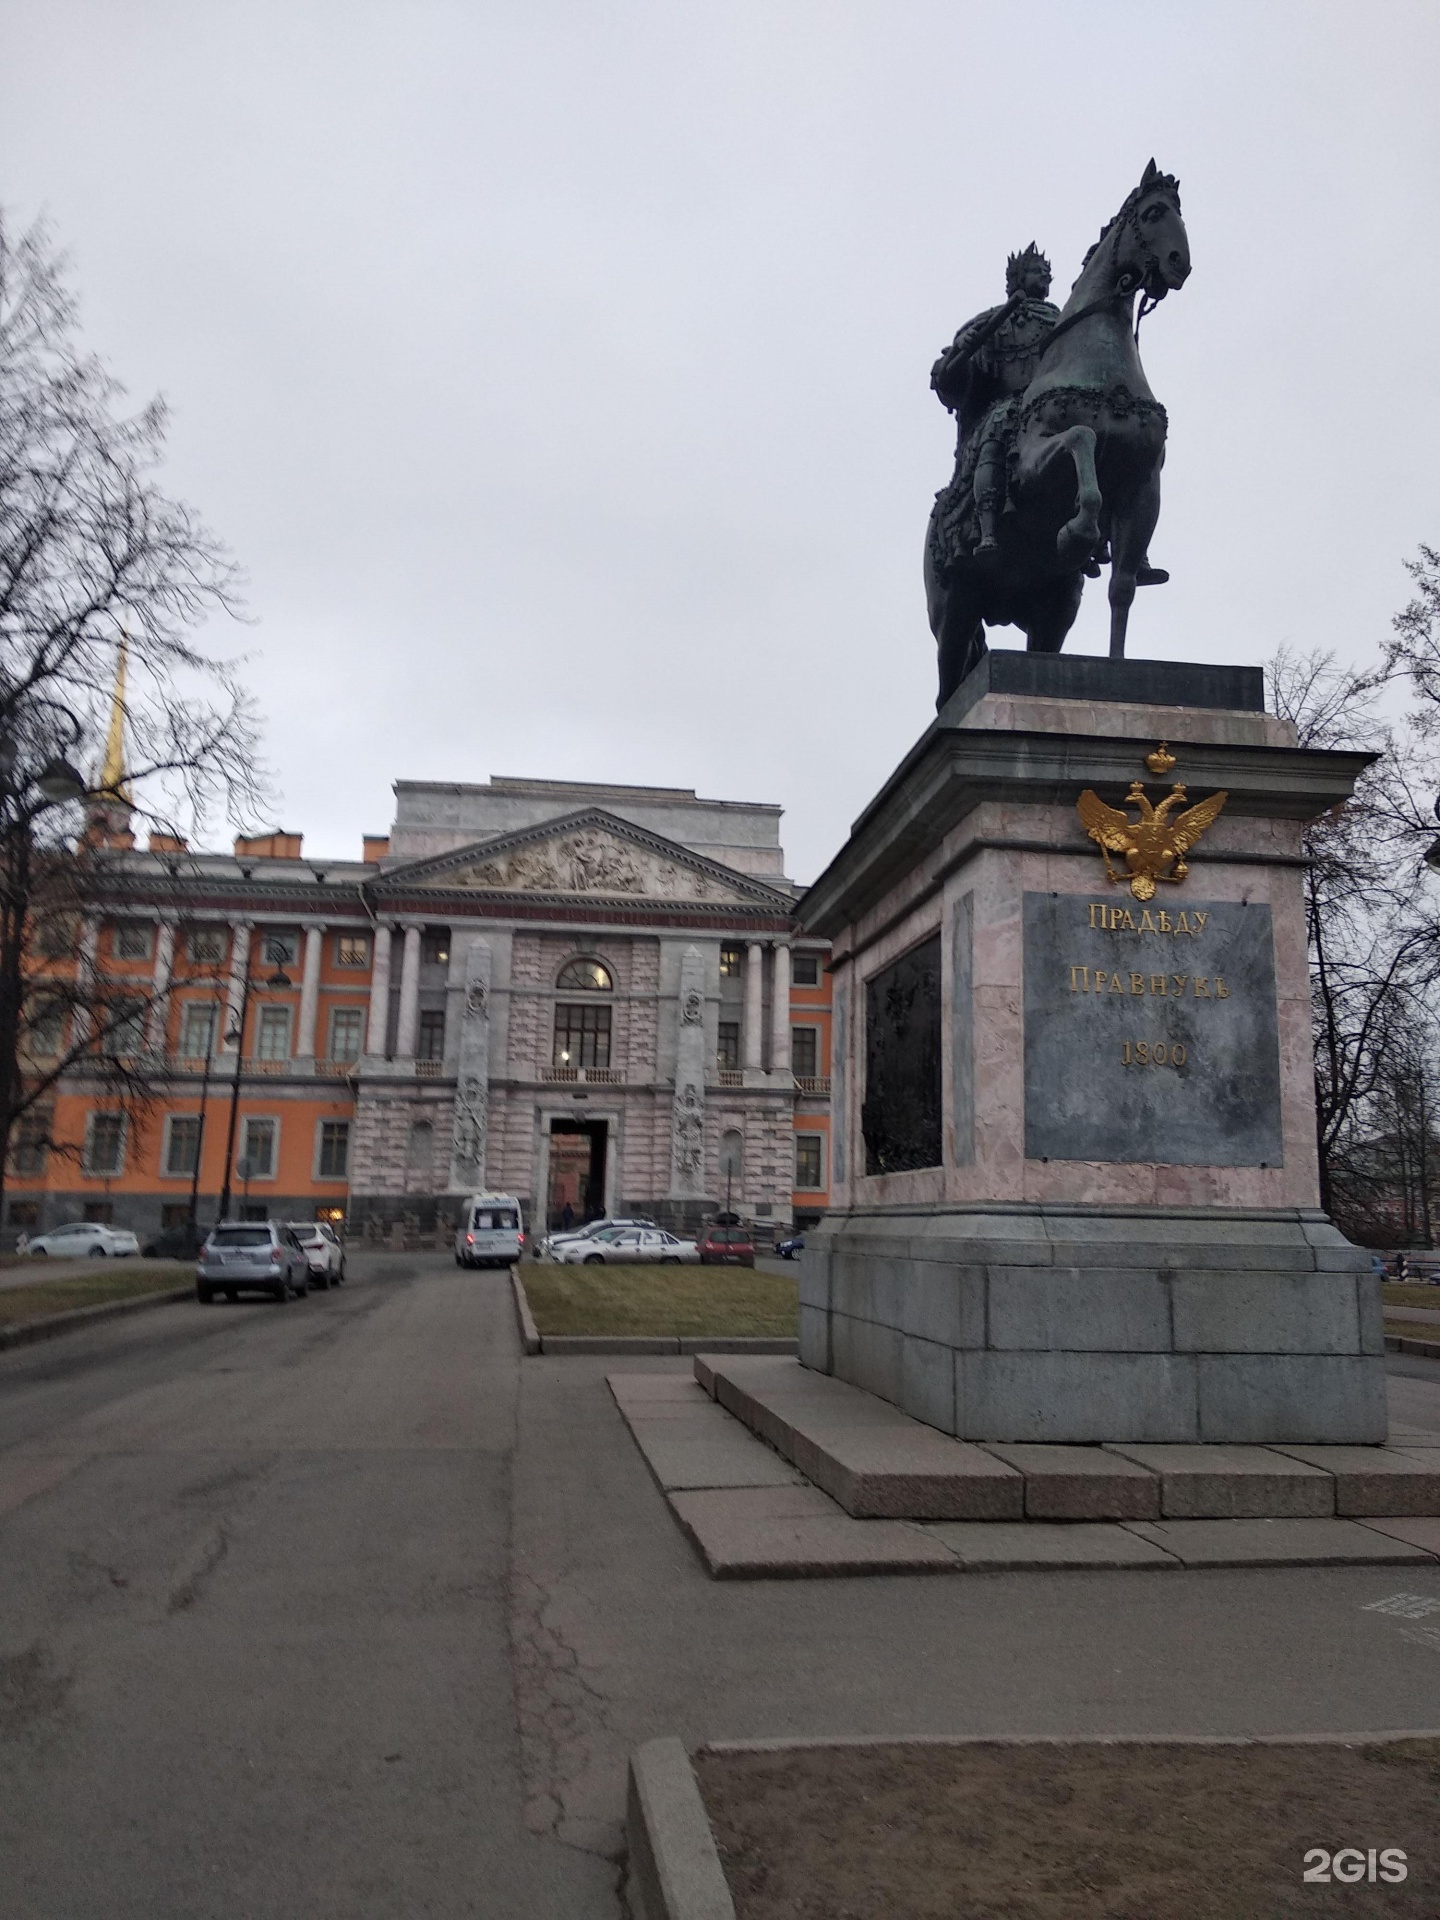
[924,163,1191,706]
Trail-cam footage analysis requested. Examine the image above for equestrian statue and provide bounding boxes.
[924,161,1191,706]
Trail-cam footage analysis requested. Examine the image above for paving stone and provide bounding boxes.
[1105,1444,1334,1517]
[923,1522,1179,1569]
[667,1486,959,1579]
[702,1356,1023,1520]
[979,1444,1161,1520]
[1351,1516,1440,1554]
[1123,1518,1437,1567]
[1268,1445,1440,1517]
[608,1372,712,1407]
[630,1428,803,1492]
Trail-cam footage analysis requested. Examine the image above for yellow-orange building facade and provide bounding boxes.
[7,777,831,1242]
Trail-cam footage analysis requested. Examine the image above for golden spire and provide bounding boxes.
[100,635,132,801]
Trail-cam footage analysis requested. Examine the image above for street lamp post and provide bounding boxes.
[216,957,291,1221]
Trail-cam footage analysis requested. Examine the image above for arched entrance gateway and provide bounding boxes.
[546,1117,608,1228]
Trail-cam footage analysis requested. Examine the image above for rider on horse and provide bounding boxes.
[929,244,1058,570]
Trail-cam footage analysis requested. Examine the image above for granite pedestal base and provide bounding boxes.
[801,1205,1388,1445]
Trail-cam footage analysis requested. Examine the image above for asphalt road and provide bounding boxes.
[0,1253,617,1919]
[5,1251,1440,1917]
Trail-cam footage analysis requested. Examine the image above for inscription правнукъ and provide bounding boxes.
[1022,894,1283,1167]
[862,935,942,1175]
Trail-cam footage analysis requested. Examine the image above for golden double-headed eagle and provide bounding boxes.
[1076,779,1228,902]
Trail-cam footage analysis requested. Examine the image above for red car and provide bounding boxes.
[698,1223,755,1267]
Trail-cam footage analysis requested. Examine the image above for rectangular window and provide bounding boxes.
[418,1009,446,1060]
[240,1117,276,1178]
[180,1001,217,1059]
[85,1112,126,1177]
[164,1116,201,1177]
[83,1201,114,1223]
[553,1003,612,1070]
[421,929,450,966]
[161,1202,192,1229]
[113,922,154,961]
[719,945,744,978]
[335,933,370,969]
[27,1001,66,1057]
[717,1021,740,1071]
[8,1202,39,1228]
[329,1007,364,1063]
[37,914,78,960]
[255,1005,292,1060]
[102,1000,147,1057]
[317,1121,350,1179]
[795,1135,825,1190]
[262,929,299,967]
[791,954,820,987]
[10,1114,51,1176]
[792,1027,819,1078]
[187,926,227,966]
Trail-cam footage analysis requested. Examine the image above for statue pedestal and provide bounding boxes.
[800,652,1386,1443]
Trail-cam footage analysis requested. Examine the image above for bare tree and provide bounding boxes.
[0,210,266,1222]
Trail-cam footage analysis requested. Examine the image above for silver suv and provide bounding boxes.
[197,1223,311,1304]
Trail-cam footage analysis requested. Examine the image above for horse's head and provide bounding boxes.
[1117,159,1189,301]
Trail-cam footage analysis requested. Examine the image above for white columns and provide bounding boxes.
[146,918,176,1052]
[223,919,252,1051]
[297,925,323,1058]
[395,925,423,1058]
[743,940,765,1070]
[770,942,791,1075]
[71,913,101,1048]
[366,923,394,1056]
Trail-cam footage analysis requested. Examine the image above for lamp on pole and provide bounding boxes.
[217,955,291,1221]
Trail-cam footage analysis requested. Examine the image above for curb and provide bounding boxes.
[0,1284,192,1353]
[541,1335,798,1356]
[702,1728,1440,1756]
[510,1269,541,1355]
[626,1737,735,1920]
[1387,1331,1440,1361]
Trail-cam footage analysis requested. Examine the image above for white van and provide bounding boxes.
[455,1193,525,1269]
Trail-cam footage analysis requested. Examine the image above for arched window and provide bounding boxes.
[556,958,612,992]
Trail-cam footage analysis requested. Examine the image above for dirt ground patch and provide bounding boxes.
[521,1262,797,1337]
[696,1739,1440,1918]
[0,1266,188,1328]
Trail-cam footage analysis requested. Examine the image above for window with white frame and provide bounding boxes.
[795,1134,825,1190]
[418,1010,445,1060]
[84,1112,126,1176]
[791,953,820,987]
[240,1117,277,1178]
[164,1116,201,1177]
[317,1120,349,1179]
[11,1112,51,1176]
[102,999,147,1057]
[27,1001,66,1058]
[180,1001,218,1059]
[335,932,370,968]
[113,921,154,961]
[255,1005,292,1060]
[329,1007,364,1062]
[186,925,227,966]
[261,928,299,968]
[791,1027,820,1078]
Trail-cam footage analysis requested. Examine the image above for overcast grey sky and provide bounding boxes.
[3,2,1437,881]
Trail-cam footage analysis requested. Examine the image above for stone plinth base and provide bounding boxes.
[801,1206,1387,1445]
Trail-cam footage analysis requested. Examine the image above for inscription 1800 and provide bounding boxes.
[1022,893,1283,1166]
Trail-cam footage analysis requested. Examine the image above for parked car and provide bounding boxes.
[455,1192,526,1269]
[775,1234,806,1261]
[18,1221,141,1258]
[196,1223,311,1303]
[558,1227,699,1265]
[540,1217,658,1260]
[697,1224,756,1267]
[142,1221,208,1260]
[285,1221,346,1287]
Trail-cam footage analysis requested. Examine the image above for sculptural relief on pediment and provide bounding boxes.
[445,828,751,903]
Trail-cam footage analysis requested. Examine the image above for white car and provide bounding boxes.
[285,1222,347,1288]
[558,1227,700,1265]
[19,1221,141,1258]
[541,1217,657,1260]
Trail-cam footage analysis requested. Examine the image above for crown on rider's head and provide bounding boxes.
[1005,243,1052,295]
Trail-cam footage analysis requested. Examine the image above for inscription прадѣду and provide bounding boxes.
[1022,893,1283,1165]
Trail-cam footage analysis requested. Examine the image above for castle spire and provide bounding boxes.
[99,635,132,802]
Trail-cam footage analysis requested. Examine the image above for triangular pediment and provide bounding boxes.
[378,809,792,908]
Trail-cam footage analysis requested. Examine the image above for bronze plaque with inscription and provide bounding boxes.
[1022,893,1283,1165]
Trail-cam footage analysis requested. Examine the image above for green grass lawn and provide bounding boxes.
[520,1261,798,1337]
[1382,1282,1440,1312]
[1386,1318,1440,1346]
[0,1265,190,1329]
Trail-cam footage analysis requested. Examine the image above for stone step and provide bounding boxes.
[694,1356,1440,1521]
